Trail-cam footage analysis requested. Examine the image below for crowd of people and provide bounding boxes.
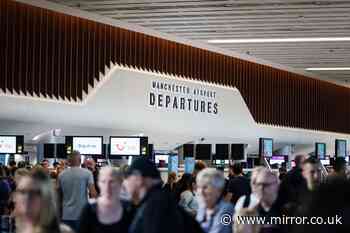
[0,152,350,233]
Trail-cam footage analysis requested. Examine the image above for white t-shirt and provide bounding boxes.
[235,193,259,213]
[179,190,199,215]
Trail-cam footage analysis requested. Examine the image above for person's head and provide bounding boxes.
[232,163,243,176]
[294,154,306,168]
[53,162,59,169]
[14,168,30,184]
[255,168,279,207]
[250,166,265,194]
[333,157,347,175]
[196,168,226,209]
[98,166,123,200]
[167,172,177,184]
[193,160,207,177]
[9,161,17,167]
[14,168,59,232]
[41,160,50,170]
[123,157,161,203]
[17,161,26,169]
[69,150,81,167]
[302,157,321,191]
[85,159,96,172]
[179,173,195,192]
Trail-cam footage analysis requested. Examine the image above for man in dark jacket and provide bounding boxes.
[124,157,203,233]
[278,154,307,214]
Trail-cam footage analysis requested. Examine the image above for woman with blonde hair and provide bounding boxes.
[79,166,132,233]
[13,168,72,233]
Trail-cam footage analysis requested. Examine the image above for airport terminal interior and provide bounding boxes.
[1,0,350,233]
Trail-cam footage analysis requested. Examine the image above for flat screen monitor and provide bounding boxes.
[269,156,285,165]
[183,144,194,158]
[155,155,169,164]
[0,136,17,154]
[259,138,273,158]
[315,143,326,160]
[72,136,103,155]
[148,144,154,157]
[56,144,67,159]
[44,144,55,158]
[335,139,347,158]
[246,158,254,168]
[195,144,211,160]
[231,144,245,160]
[110,137,148,156]
[214,144,229,160]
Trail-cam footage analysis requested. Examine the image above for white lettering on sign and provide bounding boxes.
[149,81,219,115]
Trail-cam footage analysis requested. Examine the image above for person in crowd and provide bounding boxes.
[13,168,73,233]
[14,168,30,184]
[216,166,229,201]
[235,166,264,213]
[278,162,287,180]
[193,160,207,179]
[293,178,350,233]
[329,157,347,179]
[53,161,60,169]
[178,173,198,216]
[119,165,131,202]
[57,151,97,232]
[124,157,203,233]
[302,157,321,193]
[228,164,235,180]
[283,156,321,217]
[163,171,177,193]
[17,161,26,169]
[175,173,192,202]
[85,159,100,194]
[196,168,234,233]
[79,166,132,233]
[41,159,50,174]
[226,163,251,204]
[5,168,31,215]
[278,154,307,206]
[56,161,66,177]
[8,161,17,177]
[255,168,285,233]
[0,165,11,215]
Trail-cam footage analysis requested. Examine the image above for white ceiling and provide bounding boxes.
[48,0,350,87]
[1,66,350,155]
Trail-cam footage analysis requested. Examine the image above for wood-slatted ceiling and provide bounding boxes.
[53,0,350,86]
[2,0,350,134]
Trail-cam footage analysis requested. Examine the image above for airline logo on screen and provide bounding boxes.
[149,81,219,115]
[114,141,138,152]
[76,144,97,149]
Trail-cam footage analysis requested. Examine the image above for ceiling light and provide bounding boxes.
[207,37,350,43]
[306,68,350,71]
